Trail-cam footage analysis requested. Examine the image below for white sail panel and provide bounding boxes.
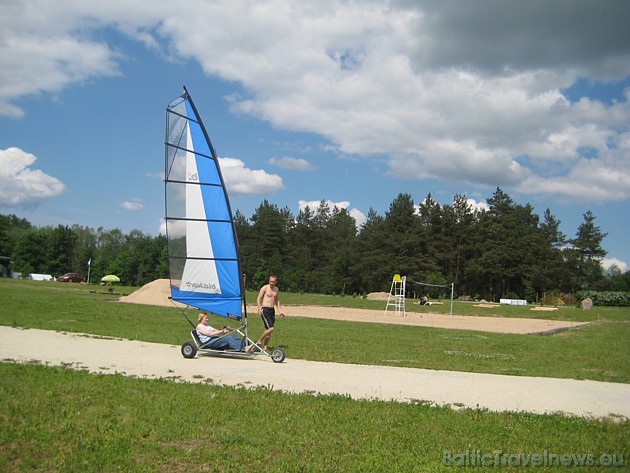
[179,125,221,294]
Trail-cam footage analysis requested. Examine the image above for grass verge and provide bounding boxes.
[1,363,627,472]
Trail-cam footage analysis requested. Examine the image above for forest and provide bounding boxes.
[1,188,628,302]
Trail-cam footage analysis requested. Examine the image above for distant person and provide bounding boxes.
[420,294,432,306]
[251,275,285,351]
[196,313,244,351]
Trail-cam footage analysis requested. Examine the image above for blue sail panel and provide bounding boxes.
[165,89,244,320]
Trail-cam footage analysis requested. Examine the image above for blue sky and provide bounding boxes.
[1,0,629,272]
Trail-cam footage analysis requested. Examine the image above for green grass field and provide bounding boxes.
[1,278,628,471]
[2,279,628,382]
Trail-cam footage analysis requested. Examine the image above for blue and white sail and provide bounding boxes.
[164,88,244,320]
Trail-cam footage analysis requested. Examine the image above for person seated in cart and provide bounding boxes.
[196,313,245,351]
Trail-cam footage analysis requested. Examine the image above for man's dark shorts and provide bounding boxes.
[261,307,276,329]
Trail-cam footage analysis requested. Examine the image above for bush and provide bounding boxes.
[576,291,630,307]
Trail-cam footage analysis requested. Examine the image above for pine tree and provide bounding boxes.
[567,210,607,291]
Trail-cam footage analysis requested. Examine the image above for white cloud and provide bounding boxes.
[349,208,367,228]
[467,199,489,213]
[298,199,365,227]
[1,0,629,205]
[299,199,346,212]
[146,171,164,180]
[269,156,316,171]
[416,196,488,215]
[516,135,630,202]
[0,2,122,118]
[0,147,67,207]
[219,157,283,195]
[602,258,628,273]
[158,218,167,236]
[120,199,144,211]
[159,218,185,238]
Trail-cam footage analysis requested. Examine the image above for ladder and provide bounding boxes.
[384,274,406,317]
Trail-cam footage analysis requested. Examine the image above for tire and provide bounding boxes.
[181,341,198,359]
[271,347,286,363]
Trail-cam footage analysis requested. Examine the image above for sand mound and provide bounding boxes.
[366,292,390,301]
[118,279,186,308]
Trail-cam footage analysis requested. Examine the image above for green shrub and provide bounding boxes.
[577,291,630,307]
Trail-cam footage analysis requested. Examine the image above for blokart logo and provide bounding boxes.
[187,171,198,182]
[185,280,217,291]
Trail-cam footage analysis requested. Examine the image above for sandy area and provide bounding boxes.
[275,305,589,335]
[119,279,589,335]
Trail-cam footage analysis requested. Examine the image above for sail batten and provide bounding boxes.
[165,179,223,187]
[166,144,214,161]
[164,88,244,320]
[166,218,233,223]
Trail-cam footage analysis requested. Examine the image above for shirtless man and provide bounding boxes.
[253,275,285,351]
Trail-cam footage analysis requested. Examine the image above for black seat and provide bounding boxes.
[192,330,216,349]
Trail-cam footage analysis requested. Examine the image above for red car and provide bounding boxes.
[58,272,83,282]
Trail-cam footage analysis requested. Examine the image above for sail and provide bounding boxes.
[164,88,244,320]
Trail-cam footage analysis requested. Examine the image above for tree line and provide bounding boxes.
[0,215,167,286]
[1,188,628,300]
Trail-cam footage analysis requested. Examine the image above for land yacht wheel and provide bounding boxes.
[181,341,198,359]
[271,347,286,363]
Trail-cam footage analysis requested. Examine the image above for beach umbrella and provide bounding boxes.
[101,274,120,283]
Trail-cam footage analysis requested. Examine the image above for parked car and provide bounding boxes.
[58,272,83,282]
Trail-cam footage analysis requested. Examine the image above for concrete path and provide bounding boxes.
[1,326,628,420]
